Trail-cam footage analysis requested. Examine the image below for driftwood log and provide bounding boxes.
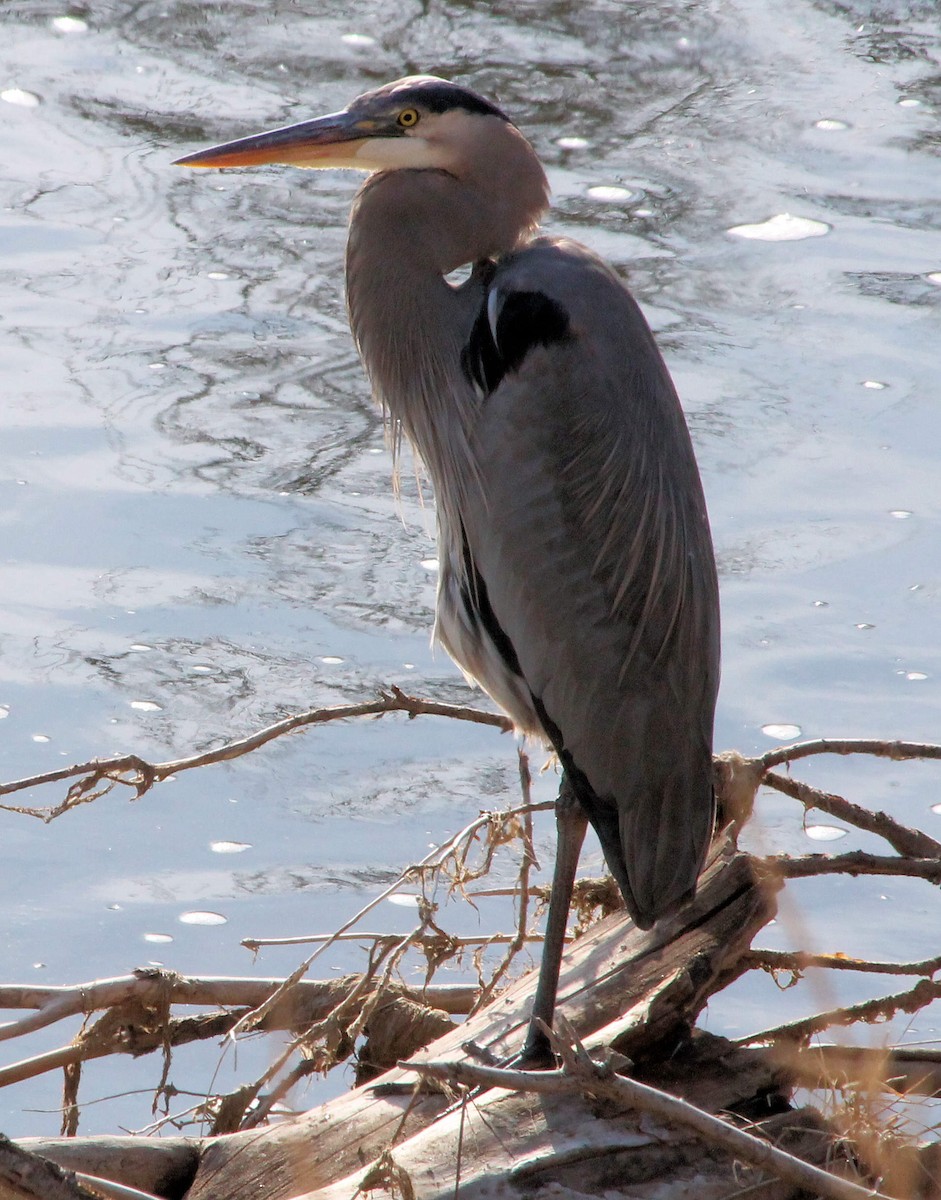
[6,839,869,1200]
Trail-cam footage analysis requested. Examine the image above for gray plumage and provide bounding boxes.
[176,75,720,1056]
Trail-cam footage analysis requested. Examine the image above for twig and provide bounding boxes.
[241,800,550,951]
[761,771,941,859]
[781,1042,941,1097]
[75,1173,162,1200]
[399,1055,882,1200]
[765,852,941,885]
[745,948,941,978]
[236,1057,316,1131]
[240,932,546,951]
[463,887,523,898]
[739,978,941,1047]
[0,687,511,820]
[760,739,941,771]
[241,922,429,1129]
[232,799,551,1036]
[232,783,554,1123]
[463,748,535,1015]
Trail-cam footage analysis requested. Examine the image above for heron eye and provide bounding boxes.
[397,108,420,128]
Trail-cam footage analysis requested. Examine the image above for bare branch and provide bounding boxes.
[6,718,941,1174]
[242,931,546,950]
[0,687,512,820]
[0,1044,90,1090]
[0,970,476,1045]
[739,977,941,1047]
[0,1133,103,1200]
[764,851,941,885]
[744,947,941,978]
[761,769,941,858]
[760,738,941,771]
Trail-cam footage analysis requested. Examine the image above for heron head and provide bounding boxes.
[173,76,516,177]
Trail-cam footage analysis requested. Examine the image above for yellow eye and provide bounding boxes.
[397,108,420,128]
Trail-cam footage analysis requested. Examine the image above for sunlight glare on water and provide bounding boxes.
[727,213,830,241]
[586,184,638,202]
[761,724,802,741]
[804,824,848,841]
[50,16,88,33]
[0,87,40,107]
[179,911,228,926]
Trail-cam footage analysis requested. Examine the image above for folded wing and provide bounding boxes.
[456,238,720,926]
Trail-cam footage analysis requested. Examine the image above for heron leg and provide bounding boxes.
[519,773,588,1067]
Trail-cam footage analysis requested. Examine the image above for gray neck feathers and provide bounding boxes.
[344,137,548,523]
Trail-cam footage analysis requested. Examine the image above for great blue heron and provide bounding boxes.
[175,75,720,1064]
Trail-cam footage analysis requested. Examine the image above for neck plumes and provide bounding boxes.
[344,121,548,509]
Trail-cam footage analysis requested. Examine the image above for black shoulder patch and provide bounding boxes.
[462,288,571,396]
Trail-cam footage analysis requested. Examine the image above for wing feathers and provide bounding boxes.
[455,238,719,925]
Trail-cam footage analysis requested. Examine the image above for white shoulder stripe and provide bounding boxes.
[486,285,502,347]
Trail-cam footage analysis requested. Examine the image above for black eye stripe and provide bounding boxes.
[396,83,509,120]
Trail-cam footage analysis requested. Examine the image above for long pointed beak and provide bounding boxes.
[173,110,381,169]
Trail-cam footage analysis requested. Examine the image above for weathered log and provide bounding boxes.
[0,1134,97,1200]
[19,843,786,1200]
[12,1137,198,1200]
[296,1038,861,1200]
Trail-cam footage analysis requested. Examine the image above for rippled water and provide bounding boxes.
[1,0,939,1136]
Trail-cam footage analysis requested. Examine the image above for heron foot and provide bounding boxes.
[513,1018,558,1070]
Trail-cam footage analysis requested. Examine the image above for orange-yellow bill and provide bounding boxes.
[173,111,377,169]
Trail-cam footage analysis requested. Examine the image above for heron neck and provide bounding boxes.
[346,173,507,473]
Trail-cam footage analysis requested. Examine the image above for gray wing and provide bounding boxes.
[460,238,720,926]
